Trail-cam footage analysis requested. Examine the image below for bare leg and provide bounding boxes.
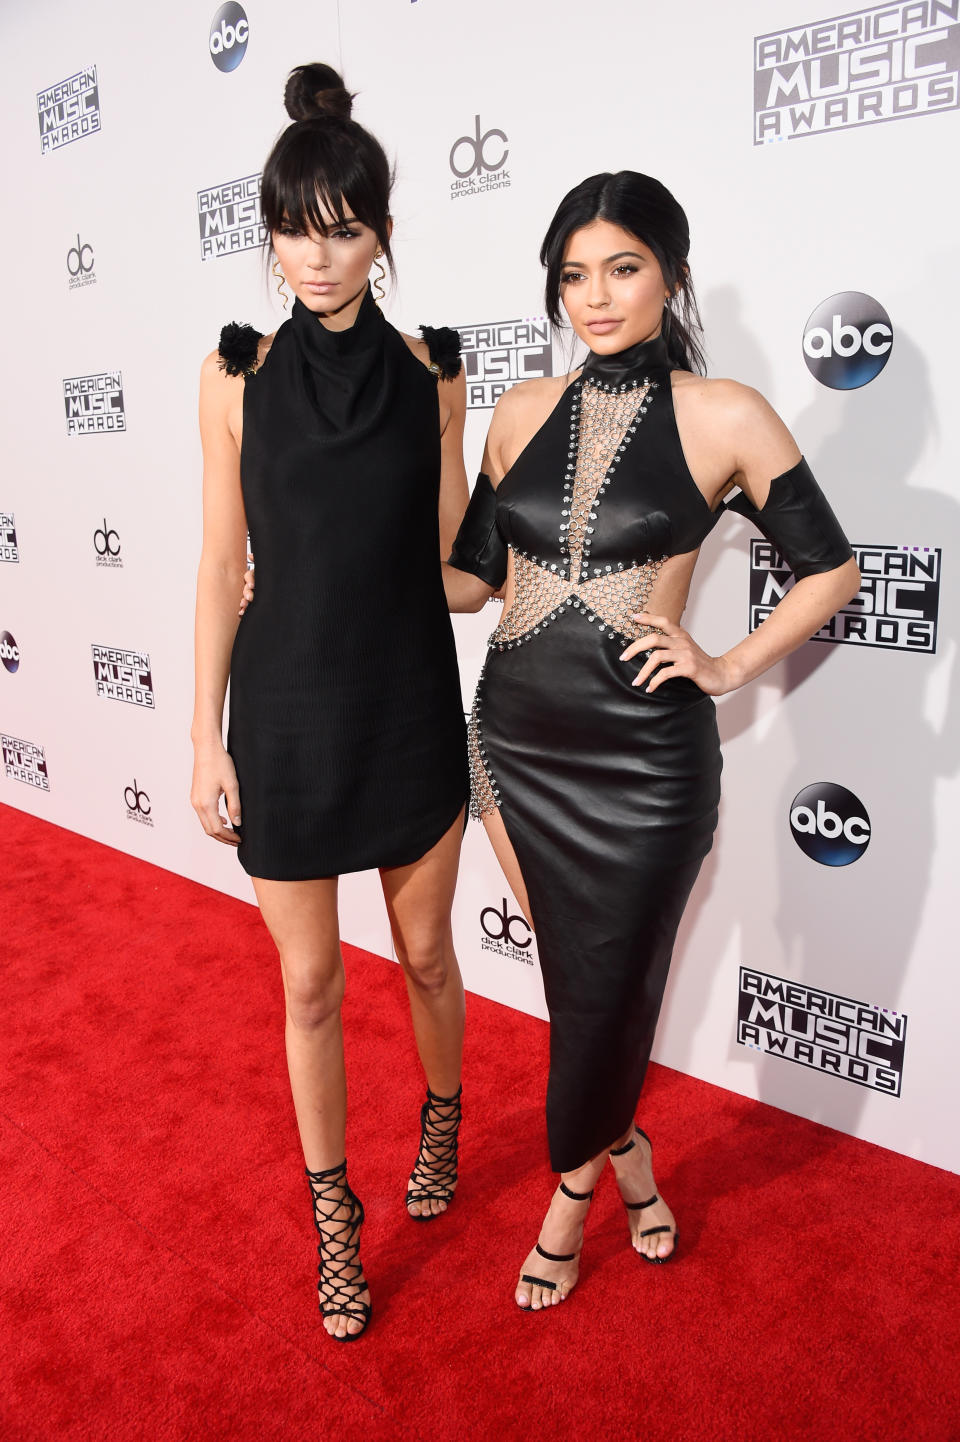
[252,875,369,1339]
[608,1124,678,1261]
[514,1148,608,1310]
[380,809,466,1217]
[477,817,672,1295]
[480,807,532,928]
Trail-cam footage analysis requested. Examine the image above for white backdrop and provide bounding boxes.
[2,0,957,1172]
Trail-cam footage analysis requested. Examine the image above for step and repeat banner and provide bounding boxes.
[1,0,957,1171]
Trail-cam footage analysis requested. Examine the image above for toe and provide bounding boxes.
[515,1283,531,1308]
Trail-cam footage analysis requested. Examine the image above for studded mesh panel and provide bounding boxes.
[467,673,499,819]
[490,374,664,653]
[472,374,667,819]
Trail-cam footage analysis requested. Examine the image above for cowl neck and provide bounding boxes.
[290,285,388,434]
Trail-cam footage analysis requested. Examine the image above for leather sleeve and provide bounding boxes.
[724,457,854,580]
[447,473,508,588]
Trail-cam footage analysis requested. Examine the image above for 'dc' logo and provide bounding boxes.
[802,292,893,390]
[790,782,871,867]
[209,2,248,71]
[94,518,121,556]
[67,234,94,276]
[449,116,509,178]
[1,630,20,673]
[124,779,151,816]
[480,898,531,949]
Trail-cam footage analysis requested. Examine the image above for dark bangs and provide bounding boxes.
[261,117,395,271]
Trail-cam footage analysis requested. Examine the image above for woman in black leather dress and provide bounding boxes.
[445,171,860,1310]
[191,65,469,1341]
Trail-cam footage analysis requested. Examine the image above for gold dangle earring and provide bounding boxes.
[371,247,387,306]
[272,259,290,310]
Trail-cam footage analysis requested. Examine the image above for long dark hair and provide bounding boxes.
[540,171,705,374]
[261,63,395,275]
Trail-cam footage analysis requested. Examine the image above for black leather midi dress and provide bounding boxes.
[449,334,852,1172]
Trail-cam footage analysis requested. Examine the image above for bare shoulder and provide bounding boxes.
[487,374,570,480]
[201,330,276,388]
[671,372,767,415]
[672,373,791,443]
[493,373,567,433]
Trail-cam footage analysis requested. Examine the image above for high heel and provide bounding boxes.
[406,1084,462,1220]
[518,1181,594,1308]
[305,1160,371,1340]
[609,1126,679,1264]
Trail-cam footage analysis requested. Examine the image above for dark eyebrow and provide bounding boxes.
[561,250,645,268]
[325,216,361,230]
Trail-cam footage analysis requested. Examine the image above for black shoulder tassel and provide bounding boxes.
[218,322,264,378]
[419,324,462,381]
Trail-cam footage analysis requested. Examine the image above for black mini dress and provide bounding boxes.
[219,290,468,881]
[449,334,853,1172]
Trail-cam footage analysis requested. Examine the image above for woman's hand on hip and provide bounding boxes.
[620,612,739,697]
[191,741,242,844]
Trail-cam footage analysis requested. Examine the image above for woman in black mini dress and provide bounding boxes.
[445,171,860,1310]
[191,65,469,1341]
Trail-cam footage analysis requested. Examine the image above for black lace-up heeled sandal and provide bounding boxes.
[305,1160,371,1340]
[609,1126,679,1264]
[406,1084,462,1220]
[518,1181,594,1306]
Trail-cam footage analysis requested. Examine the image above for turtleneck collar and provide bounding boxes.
[289,284,389,435]
[580,332,670,388]
[291,283,384,360]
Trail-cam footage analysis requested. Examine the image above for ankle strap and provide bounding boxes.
[535,1242,577,1263]
[559,1180,594,1202]
[426,1085,462,1105]
[305,1159,347,1181]
[610,1125,651,1157]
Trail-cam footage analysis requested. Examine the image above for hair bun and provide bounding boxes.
[284,63,354,122]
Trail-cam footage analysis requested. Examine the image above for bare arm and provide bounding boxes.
[437,366,469,561]
[625,383,861,695]
[190,351,249,843]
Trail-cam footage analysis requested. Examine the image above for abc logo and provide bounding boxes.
[1,630,20,674]
[480,897,531,949]
[802,292,893,390]
[449,116,509,178]
[209,2,248,71]
[790,782,871,867]
[124,779,151,816]
[67,234,94,276]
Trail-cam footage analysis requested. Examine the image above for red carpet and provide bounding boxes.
[2,800,958,1442]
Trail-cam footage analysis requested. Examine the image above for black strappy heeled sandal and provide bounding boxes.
[305,1160,371,1341]
[406,1084,462,1220]
[518,1181,594,1307]
[609,1126,679,1264]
